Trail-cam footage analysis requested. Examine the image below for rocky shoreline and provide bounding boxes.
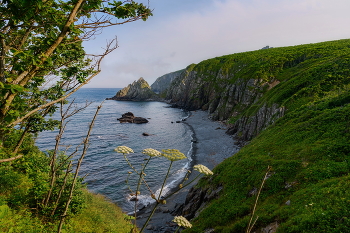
[134,110,240,232]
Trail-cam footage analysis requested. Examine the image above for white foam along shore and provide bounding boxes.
[135,110,240,232]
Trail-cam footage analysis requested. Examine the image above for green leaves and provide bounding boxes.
[107,0,153,21]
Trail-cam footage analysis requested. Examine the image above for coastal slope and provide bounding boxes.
[166,39,350,232]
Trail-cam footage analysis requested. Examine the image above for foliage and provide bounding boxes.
[67,190,134,233]
[0,0,152,146]
[0,0,152,231]
[182,39,350,232]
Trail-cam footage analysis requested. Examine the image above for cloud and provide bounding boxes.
[85,0,350,88]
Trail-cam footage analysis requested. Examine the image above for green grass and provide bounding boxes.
[67,190,133,233]
[182,39,350,232]
[0,190,133,233]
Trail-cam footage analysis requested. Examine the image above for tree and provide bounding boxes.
[0,0,152,162]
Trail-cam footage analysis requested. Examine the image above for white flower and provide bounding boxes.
[193,164,213,176]
[173,216,192,228]
[161,149,187,161]
[142,148,161,157]
[114,146,134,154]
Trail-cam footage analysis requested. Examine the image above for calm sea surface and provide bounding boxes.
[36,88,193,212]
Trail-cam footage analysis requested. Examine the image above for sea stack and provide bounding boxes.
[108,77,157,101]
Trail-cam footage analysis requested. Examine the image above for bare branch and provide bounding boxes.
[7,38,117,127]
[57,102,103,232]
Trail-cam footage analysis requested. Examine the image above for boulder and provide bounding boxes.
[117,112,149,124]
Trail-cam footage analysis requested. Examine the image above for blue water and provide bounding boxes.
[36,88,193,212]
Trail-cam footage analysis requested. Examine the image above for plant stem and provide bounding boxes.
[133,157,152,228]
[246,165,271,233]
[140,161,173,232]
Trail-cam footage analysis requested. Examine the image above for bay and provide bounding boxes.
[36,88,193,212]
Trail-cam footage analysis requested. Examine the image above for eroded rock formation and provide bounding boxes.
[109,77,157,101]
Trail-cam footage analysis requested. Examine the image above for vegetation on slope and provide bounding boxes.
[183,39,350,232]
[0,130,133,232]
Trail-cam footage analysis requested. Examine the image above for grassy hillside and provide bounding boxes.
[182,39,350,232]
[0,131,133,232]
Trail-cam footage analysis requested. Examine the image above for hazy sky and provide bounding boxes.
[83,0,350,88]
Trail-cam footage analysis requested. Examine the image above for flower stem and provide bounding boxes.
[140,161,173,232]
[174,226,181,233]
[134,157,152,229]
[158,161,173,199]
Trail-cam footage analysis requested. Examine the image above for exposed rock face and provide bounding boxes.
[179,184,223,220]
[109,77,156,101]
[165,64,285,142]
[117,112,149,124]
[150,69,184,94]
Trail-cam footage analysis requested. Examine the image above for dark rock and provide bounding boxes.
[259,221,279,233]
[181,185,223,220]
[142,132,151,136]
[248,187,258,197]
[176,121,181,123]
[117,112,149,124]
[133,117,149,124]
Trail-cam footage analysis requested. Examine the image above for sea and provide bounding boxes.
[35,88,193,212]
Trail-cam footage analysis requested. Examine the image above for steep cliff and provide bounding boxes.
[109,77,157,101]
[174,39,350,233]
[166,40,350,142]
[150,69,184,94]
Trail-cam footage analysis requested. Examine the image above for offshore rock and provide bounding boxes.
[108,77,157,101]
[117,112,149,124]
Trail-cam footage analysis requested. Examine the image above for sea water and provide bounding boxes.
[36,88,193,212]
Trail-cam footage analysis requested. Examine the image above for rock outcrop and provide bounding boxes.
[117,112,149,124]
[109,77,156,101]
[165,63,285,142]
[150,69,184,94]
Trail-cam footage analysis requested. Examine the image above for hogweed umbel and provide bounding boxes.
[114,146,134,154]
[193,164,213,176]
[142,148,161,157]
[173,216,192,230]
[161,149,187,161]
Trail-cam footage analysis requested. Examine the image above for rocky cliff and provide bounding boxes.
[150,69,184,94]
[169,39,350,233]
[165,59,286,142]
[109,77,157,101]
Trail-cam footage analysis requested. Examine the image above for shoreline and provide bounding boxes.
[135,110,240,232]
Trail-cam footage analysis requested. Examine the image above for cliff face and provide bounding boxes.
[169,39,350,233]
[165,62,285,142]
[150,69,184,94]
[110,77,156,101]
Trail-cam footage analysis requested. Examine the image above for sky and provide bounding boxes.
[83,0,350,88]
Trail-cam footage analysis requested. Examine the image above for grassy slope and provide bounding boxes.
[183,39,350,232]
[0,190,133,232]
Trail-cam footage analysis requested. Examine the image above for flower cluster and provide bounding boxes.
[161,149,187,161]
[193,164,213,176]
[114,146,134,154]
[142,148,161,157]
[173,216,192,228]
